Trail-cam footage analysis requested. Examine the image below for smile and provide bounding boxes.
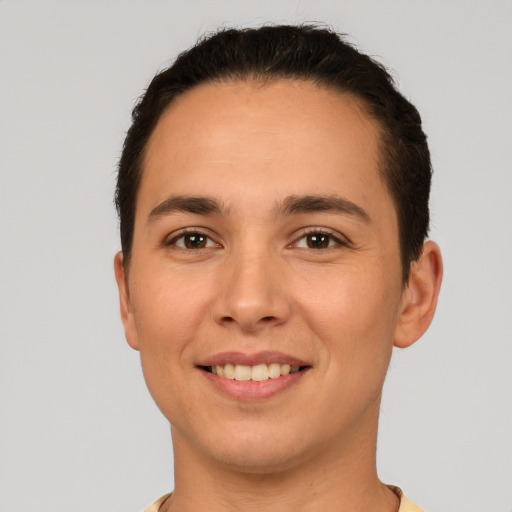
[198,351,311,399]
[205,363,303,381]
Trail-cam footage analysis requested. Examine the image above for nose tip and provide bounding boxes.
[212,257,291,332]
[218,308,283,332]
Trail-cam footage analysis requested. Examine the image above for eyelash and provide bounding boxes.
[165,229,220,250]
[164,228,349,251]
[291,228,349,250]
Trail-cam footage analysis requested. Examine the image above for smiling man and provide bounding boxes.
[114,25,442,512]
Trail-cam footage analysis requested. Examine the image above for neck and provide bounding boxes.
[162,410,399,512]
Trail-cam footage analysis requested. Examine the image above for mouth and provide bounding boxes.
[201,363,308,381]
[196,351,311,400]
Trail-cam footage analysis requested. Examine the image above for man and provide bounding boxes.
[114,25,442,512]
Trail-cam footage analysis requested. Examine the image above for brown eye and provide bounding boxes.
[183,234,207,249]
[170,232,217,249]
[306,233,331,249]
[293,230,345,250]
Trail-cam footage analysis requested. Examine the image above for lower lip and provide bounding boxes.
[199,368,307,400]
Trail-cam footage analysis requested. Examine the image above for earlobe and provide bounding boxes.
[114,252,140,351]
[394,241,443,348]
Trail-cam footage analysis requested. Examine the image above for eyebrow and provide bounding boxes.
[147,194,370,223]
[147,195,225,222]
[277,195,370,222]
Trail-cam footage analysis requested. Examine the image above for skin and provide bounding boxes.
[115,80,442,512]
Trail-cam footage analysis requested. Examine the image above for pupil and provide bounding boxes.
[185,234,206,249]
[307,234,329,249]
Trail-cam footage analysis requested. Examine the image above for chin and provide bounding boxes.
[212,443,304,475]
[194,422,316,474]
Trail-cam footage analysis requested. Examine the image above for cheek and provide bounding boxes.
[131,270,215,421]
[284,264,402,440]
[130,269,214,392]
[133,268,211,344]
[296,262,401,369]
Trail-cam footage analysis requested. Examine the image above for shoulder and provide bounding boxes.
[389,485,426,512]
[142,493,172,512]
[144,489,426,512]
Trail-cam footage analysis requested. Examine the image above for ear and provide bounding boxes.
[394,241,443,348]
[114,252,140,351]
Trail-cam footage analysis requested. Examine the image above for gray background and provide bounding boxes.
[1,1,511,511]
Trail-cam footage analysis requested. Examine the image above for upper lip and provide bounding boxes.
[197,350,310,368]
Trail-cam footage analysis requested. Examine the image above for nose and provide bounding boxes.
[212,249,291,333]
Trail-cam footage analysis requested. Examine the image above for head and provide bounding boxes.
[113,25,442,476]
[116,25,431,282]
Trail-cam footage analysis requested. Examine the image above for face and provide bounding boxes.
[116,80,411,472]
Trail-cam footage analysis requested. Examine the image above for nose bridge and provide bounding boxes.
[212,235,290,331]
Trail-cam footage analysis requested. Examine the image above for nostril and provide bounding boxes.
[261,316,276,322]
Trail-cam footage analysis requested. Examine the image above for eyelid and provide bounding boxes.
[290,227,351,249]
[164,227,221,249]
[162,226,350,250]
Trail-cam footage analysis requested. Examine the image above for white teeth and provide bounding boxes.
[251,364,269,381]
[210,363,302,381]
[234,365,251,381]
[268,363,281,379]
[224,363,235,380]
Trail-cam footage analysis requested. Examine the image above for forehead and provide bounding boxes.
[140,79,391,218]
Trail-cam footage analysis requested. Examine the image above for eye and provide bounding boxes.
[168,231,219,250]
[293,230,345,249]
